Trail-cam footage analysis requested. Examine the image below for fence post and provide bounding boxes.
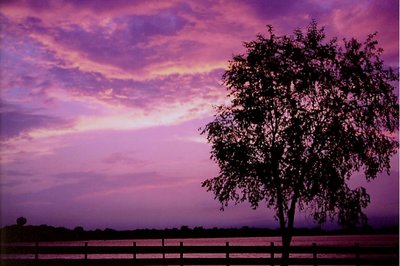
[35,242,39,260]
[84,242,88,260]
[180,242,183,266]
[226,242,230,266]
[355,243,360,266]
[312,243,317,266]
[270,242,274,266]
[133,241,136,260]
[162,238,165,265]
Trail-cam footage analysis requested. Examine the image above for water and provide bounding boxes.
[2,234,398,260]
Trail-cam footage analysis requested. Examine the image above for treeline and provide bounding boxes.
[0,224,398,243]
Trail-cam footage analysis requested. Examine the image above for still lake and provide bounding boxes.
[6,234,398,259]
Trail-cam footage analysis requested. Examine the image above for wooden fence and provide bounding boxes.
[1,241,398,265]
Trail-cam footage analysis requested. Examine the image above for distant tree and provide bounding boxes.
[180,225,190,231]
[193,226,204,231]
[74,226,84,232]
[16,217,27,227]
[104,228,116,233]
[201,21,398,264]
[73,226,84,236]
[16,217,27,242]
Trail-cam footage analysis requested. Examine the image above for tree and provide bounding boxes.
[16,217,27,242]
[201,21,398,264]
[73,226,84,232]
[16,217,27,227]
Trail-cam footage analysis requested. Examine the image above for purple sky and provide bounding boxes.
[0,0,398,230]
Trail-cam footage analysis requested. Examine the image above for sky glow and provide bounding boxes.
[0,0,398,230]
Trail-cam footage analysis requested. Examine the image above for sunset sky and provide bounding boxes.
[0,0,398,230]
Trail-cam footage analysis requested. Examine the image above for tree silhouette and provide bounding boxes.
[201,21,398,264]
[16,217,27,227]
[16,217,27,242]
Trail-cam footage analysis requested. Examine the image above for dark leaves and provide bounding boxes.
[201,21,399,228]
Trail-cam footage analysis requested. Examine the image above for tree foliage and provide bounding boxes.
[16,217,27,227]
[202,21,398,241]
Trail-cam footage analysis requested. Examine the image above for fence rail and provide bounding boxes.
[1,241,398,265]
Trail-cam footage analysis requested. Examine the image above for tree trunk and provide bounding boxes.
[280,197,297,266]
[280,227,292,266]
[276,188,290,265]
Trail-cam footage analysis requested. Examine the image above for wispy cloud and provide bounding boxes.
[0,101,72,140]
[102,152,146,166]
